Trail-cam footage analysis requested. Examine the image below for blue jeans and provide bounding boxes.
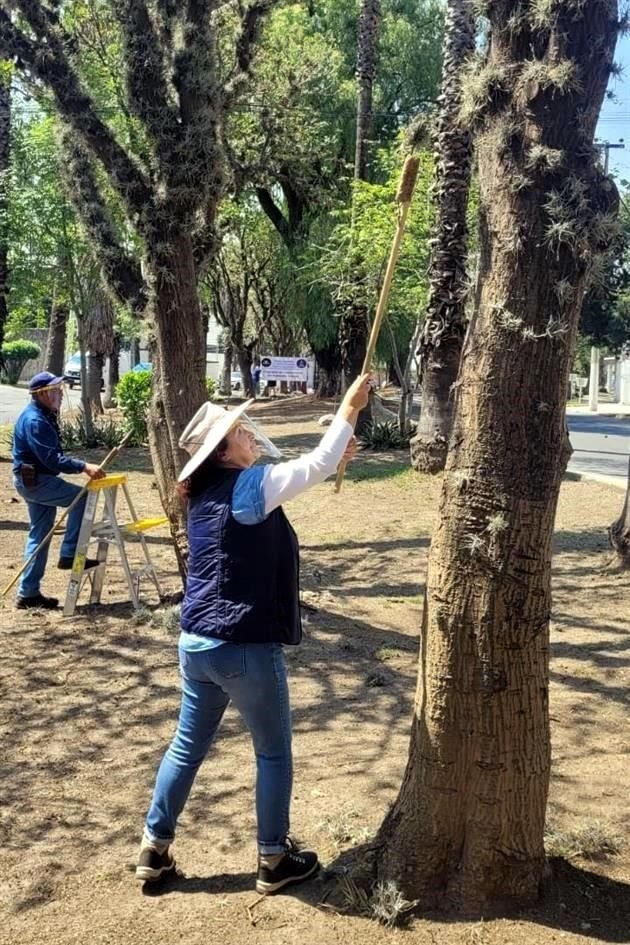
[145,642,293,855]
[14,473,86,598]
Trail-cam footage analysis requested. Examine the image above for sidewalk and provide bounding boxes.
[567,401,630,417]
[565,469,627,491]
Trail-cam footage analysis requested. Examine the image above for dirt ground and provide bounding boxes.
[1,397,629,945]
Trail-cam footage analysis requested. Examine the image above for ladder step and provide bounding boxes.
[88,473,128,491]
[123,516,169,534]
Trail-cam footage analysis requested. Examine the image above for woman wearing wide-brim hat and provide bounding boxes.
[136,373,372,894]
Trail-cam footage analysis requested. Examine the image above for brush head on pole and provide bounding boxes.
[396,155,420,205]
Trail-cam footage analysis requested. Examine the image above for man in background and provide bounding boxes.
[12,371,105,610]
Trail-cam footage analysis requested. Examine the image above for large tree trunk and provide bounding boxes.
[87,352,104,414]
[376,1,618,913]
[314,339,341,398]
[410,0,475,474]
[76,317,96,446]
[45,303,68,377]
[340,301,369,390]
[147,233,207,575]
[220,335,233,396]
[609,456,630,566]
[235,342,255,398]
[0,70,10,356]
[86,289,114,414]
[103,332,120,408]
[410,338,463,472]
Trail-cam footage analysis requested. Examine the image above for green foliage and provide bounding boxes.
[579,190,630,353]
[308,146,435,364]
[60,413,127,450]
[115,370,152,444]
[6,116,81,333]
[360,419,412,451]
[0,339,41,384]
[206,376,217,400]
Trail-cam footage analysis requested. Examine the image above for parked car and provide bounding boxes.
[63,352,104,390]
[63,353,81,388]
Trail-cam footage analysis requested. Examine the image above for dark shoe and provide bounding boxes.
[256,842,319,895]
[16,593,59,610]
[58,557,100,571]
[135,844,176,883]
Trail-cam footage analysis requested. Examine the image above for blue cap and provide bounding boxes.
[29,371,66,392]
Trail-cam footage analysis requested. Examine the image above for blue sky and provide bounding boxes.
[597,34,630,182]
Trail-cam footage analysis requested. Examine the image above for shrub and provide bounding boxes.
[360,420,412,451]
[206,376,217,400]
[1,340,41,385]
[115,370,152,444]
[60,414,129,450]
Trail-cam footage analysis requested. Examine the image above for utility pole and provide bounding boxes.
[595,138,625,175]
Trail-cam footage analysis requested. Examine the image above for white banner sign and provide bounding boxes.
[260,356,309,382]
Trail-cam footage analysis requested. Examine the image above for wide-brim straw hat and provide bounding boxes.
[177,399,255,482]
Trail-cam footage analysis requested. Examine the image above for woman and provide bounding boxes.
[136,374,372,894]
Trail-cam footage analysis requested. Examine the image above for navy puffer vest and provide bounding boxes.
[180,468,302,645]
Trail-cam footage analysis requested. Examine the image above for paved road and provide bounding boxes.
[0,385,81,424]
[566,411,629,484]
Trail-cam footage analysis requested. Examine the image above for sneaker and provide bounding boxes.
[135,844,176,883]
[16,593,59,610]
[256,842,319,895]
[58,557,100,571]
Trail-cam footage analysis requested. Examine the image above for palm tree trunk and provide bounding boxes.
[354,0,380,181]
[377,0,619,911]
[45,303,68,378]
[410,0,475,473]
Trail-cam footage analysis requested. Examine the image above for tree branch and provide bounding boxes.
[111,0,181,161]
[60,129,148,314]
[255,186,292,249]
[164,0,224,218]
[223,0,277,107]
[0,4,152,218]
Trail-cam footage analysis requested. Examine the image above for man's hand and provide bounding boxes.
[84,463,106,480]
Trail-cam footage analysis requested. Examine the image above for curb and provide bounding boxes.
[564,470,627,491]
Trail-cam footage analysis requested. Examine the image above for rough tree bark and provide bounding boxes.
[86,288,114,415]
[0,1,275,572]
[315,339,342,398]
[609,456,630,566]
[44,301,68,377]
[376,0,619,913]
[354,0,380,182]
[220,333,233,396]
[409,0,475,474]
[103,330,120,408]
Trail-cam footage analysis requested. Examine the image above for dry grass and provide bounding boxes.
[545,822,625,862]
[1,396,629,945]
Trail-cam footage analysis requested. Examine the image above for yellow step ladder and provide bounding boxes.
[63,474,168,616]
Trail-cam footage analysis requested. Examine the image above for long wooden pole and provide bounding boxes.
[334,154,420,493]
[2,432,132,598]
